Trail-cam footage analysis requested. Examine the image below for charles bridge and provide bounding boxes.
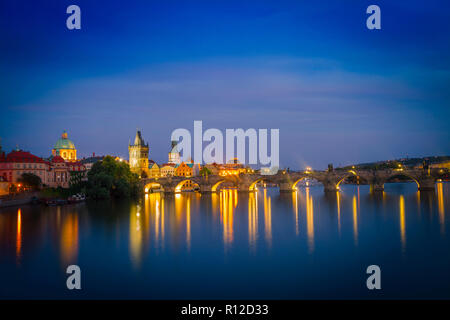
[141,166,448,194]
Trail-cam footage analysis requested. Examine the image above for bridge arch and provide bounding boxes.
[384,172,420,188]
[144,182,164,193]
[335,170,369,188]
[174,179,200,193]
[248,177,276,191]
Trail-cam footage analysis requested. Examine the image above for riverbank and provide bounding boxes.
[0,191,40,208]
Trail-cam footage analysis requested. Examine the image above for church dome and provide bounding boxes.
[54,131,76,150]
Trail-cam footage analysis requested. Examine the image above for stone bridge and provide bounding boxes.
[141,167,448,194]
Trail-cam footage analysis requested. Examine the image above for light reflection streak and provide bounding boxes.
[352,195,358,246]
[263,189,272,247]
[293,190,299,236]
[437,183,445,235]
[336,191,341,236]
[306,188,314,253]
[220,190,236,247]
[399,195,406,252]
[248,191,258,250]
[60,212,79,265]
[16,209,22,263]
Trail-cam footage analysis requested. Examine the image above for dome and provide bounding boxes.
[54,131,76,150]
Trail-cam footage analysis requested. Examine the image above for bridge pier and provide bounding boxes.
[370,182,384,192]
[323,182,339,193]
[417,178,436,191]
[279,182,294,192]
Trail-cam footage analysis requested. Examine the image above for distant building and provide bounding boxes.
[0,150,49,185]
[52,130,77,162]
[81,153,105,171]
[128,130,149,178]
[148,161,160,178]
[430,161,450,169]
[203,163,220,175]
[0,149,86,189]
[160,163,176,177]
[168,140,181,165]
[175,162,193,177]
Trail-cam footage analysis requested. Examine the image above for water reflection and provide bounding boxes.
[293,190,299,236]
[437,183,445,234]
[1,182,449,299]
[263,189,272,247]
[220,189,236,247]
[59,211,79,266]
[399,195,406,253]
[248,191,258,250]
[352,195,358,246]
[129,204,143,267]
[336,192,341,236]
[305,188,314,253]
[16,209,22,264]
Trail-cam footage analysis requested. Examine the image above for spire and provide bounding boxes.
[62,130,68,139]
[134,130,144,146]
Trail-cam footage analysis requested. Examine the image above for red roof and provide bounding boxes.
[5,150,48,164]
[51,155,65,163]
[161,163,176,167]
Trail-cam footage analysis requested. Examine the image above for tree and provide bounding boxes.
[18,173,42,190]
[200,166,212,178]
[86,156,141,199]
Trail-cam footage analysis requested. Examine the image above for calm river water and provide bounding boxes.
[1,182,449,299]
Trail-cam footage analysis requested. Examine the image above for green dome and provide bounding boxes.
[54,131,76,150]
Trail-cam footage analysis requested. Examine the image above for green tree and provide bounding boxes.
[200,166,212,177]
[18,173,42,190]
[86,156,140,199]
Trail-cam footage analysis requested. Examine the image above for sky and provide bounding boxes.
[1,0,449,169]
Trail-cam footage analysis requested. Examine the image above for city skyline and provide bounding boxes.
[1,0,450,169]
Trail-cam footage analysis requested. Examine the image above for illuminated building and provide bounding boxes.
[218,158,248,176]
[128,130,149,178]
[0,149,86,189]
[160,163,176,177]
[52,130,77,162]
[168,140,181,165]
[148,161,161,178]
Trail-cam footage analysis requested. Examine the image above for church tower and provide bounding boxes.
[168,140,181,165]
[128,130,149,177]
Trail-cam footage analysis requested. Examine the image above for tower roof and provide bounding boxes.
[131,130,148,147]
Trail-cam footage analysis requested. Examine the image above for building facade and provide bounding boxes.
[168,140,181,165]
[128,130,149,178]
[52,130,77,162]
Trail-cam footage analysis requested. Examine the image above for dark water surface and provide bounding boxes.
[1,182,449,299]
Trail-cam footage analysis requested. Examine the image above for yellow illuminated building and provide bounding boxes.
[52,130,77,161]
[128,130,149,177]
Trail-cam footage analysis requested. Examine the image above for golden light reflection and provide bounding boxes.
[220,189,236,246]
[186,196,191,250]
[60,212,79,265]
[263,189,272,247]
[336,191,341,236]
[352,195,358,246]
[306,188,314,253]
[129,205,143,267]
[248,191,258,249]
[293,190,299,236]
[437,183,445,234]
[399,195,406,252]
[16,208,22,263]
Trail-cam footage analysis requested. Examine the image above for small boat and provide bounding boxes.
[68,193,86,204]
[45,198,68,206]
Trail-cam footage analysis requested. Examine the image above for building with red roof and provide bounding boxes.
[0,149,86,190]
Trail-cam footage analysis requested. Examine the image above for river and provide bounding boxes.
[0,182,449,299]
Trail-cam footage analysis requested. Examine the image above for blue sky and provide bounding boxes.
[1,0,449,169]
